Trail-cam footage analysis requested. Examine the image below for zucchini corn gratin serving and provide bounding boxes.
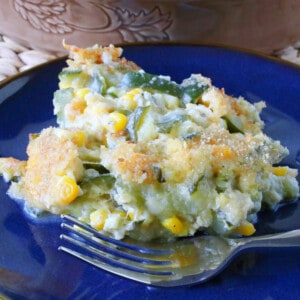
[0,44,299,241]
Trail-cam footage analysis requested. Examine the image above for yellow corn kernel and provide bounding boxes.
[75,88,91,99]
[162,216,185,235]
[56,176,80,205]
[65,100,87,122]
[72,100,86,113]
[272,166,288,177]
[112,209,127,218]
[170,248,198,268]
[127,212,135,221]
[235,221,256,236]
[212,145,235,160]
[104,112,127,133]
[121,88,142,110]
[90,209,108,231]
[71,131,86,147]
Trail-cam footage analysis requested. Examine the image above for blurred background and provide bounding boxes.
[0,0,299,81]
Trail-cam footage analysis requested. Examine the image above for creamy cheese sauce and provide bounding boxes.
[0,44,299,241]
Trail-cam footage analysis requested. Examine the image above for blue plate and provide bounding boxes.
[1,43,300,299]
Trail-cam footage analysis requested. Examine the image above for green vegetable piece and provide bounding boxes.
[152,166,166,183]
[58,69,82,81]
[121,71,183,98]
[126,106,151,142]
[122,71,209,107]
[215,169,234,192]
[83,161,109,174]
[59,69,90,88]
[89,174,115,193]
[156,113,188,133]
[53,88,74,123]
[73,174,115,210]
[88,72,107,94]
[180,132,201,140]
[282,176,299,199]
[223,115,244,134]
[182,83,209,104]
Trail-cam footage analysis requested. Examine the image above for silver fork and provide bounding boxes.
[59,214,300,287]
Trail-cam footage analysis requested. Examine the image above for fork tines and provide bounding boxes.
[59,214,176,282]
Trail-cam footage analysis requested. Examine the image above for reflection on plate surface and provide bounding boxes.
[0,44,300,299]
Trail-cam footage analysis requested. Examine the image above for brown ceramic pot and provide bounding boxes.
[0,0,300,54]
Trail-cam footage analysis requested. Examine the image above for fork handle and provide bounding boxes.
[241,229,300,249]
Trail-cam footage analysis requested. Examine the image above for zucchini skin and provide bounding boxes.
[121,71,208,106]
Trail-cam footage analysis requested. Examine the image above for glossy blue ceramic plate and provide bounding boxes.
[1,44,300,299]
